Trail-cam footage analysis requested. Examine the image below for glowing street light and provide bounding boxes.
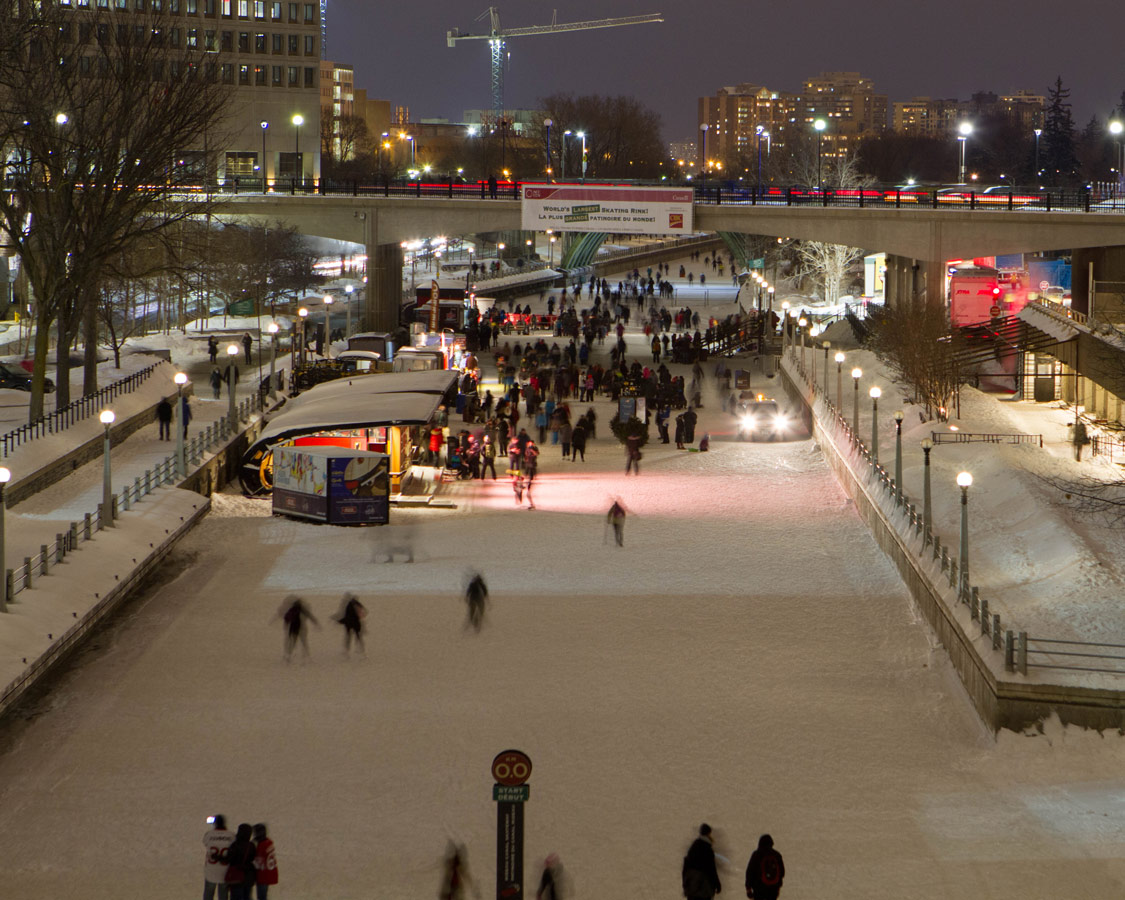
[869,386,882,463]
[344,284,354,338]
[834,351,845,409]
[267,321,279,400]
[921,438,934,536]
[260,120,269,192]
[174,372,188,478]
[298,307,308,369]
[851,367,863,435]
[292,113,304,182]
[578,130,588,183]
[957,471,973,592]
[226,344,239,424]
[957,121,973,183]
[323,294,334,357]
[814,118,827,189]
[99,409,116,528]
[893,410,904,503]
[0,466,10,612]
[699,123,709,189]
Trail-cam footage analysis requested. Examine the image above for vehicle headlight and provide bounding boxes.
[773,413,788,430]
[740,415,757,428]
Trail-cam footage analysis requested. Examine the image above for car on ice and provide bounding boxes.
[736,394,792,441]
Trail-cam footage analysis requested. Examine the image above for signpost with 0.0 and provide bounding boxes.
[491,749,532,786]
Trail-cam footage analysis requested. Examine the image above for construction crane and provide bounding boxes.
[447,7,663,127]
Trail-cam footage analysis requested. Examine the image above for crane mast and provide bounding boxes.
[447,7,663,127]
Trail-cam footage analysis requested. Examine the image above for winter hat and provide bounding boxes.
[699,823,712,837]
[253,823,268,841]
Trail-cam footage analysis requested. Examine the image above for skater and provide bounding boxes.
[242,332,253,365]
[156,397,173,440]
[481,434,498,480]
[202,815,235,900]
[275,596,320,661]
[683,407,698,445]
[675,413,686,450]
[682,824,721,900]
[208,334,219,363]
[465,573,488,631]
[439,843,476,900]
[210,366,223,399]
[335,593,367,655]
[522,440,539,508]
[571,422,587,462]
[252,824,279,899]
[606,498,627,547]
[225,823,257,900]
[744,834,784,900]
[536,854,564,900]
[624,433,642,475]
[699,432,710,452]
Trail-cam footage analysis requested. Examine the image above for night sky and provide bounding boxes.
[328,0,1120,142]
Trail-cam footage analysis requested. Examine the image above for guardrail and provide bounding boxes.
[787,344,1123,678]
[2,392,262,611]
[931,431,1044,447]
[1,362,163,459]
[200,177,1125,215]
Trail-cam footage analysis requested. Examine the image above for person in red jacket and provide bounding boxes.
[253,823,279,899]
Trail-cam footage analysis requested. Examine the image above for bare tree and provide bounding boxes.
[0,3,231,421]
[539,94,665,179]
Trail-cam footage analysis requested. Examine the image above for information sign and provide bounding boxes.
[522,185,693,235]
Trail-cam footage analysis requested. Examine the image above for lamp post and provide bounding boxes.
[1110,121,1124,192]
[344,283,354,338]
[814,118,827,189]
[562,129,571,180]
[869,386,881,464]
[822,341,831,394]
[174,372,188,479]
[809,326,819,388]
[0,466,9,613]
[766,285,774,311]
[543,118,553,181]
[548,232,556,266]
[267,321,279,400]
[921,438,933,535]
[260,120,269,192]
[298,307,308,369]
[1033,127,1042,181]
[957,471,973,592]
[957,121,972,183]
[578,130,588,183]
[893,410,904,503]
[322,294,333,356]
[100,409,115,528]
[699,123,709,189]
[292,113,304,184]
[780,301,790,355]
[227,344,240,423]
[851,367,862,434]
[798,317,807,372]
[835,351,845,409]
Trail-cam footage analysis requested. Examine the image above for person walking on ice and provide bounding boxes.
[606,498,628,547]
[682,823,721,900]
[465,573,489,631]
[744,834,784,899]
[274,596,320,661]
[334,593,367,656]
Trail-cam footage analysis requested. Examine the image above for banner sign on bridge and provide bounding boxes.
[521,185,694,235]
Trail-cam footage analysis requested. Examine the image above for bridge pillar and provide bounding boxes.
[884,254,917,308]
[1072,245,1125,320]
[366,239,403,334]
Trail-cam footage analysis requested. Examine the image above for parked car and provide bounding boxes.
[0,361,54,392]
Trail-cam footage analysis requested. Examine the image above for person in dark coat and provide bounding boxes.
[335,593,367,655]
[207,335,219,363]
[570,423,587,462]
[242,332,253,365]
[624,433,642,475]
[536,854,563,900]
[674,413,686,450]
[682,823,721,900]
[744,834,784,900]
[275,596,319,661]
[156,398,173,440]
[225,823,257,900]
[683,407,698,444]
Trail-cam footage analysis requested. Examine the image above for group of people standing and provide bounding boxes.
[202,816,278,900]
[683,824,785,900]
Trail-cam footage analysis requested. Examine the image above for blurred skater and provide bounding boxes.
[274,596,320,661]
[606,498,627,547]
[334,593,367,655]
[465,573,489,631]
[682,823,721,900]
[439,843,478,900]
[537,854,565,900]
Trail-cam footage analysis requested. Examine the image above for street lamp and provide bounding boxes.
[226,344,240,424]
[699,123,709,189]
[344,284,354,338]
[543,118,553,181]
[893,410,904,503]
[851,367,862,434]
[798,316,808,372]
[548,232,556,266]
[1033,127,1042,181]
[174,372,188,479]
[822,341,831,394]
[766,285,774,310]
[55,112,68,125]
[578,130,588,183]
[99,409,115,528]
[297,307,308,369]
[835,351,845,409]
[292,113,304,183]
[323,294,334,356]
[755,124,765,197]
[957,470,973,592]
[957,121,972,184]
[562,129,571,180]
[921,438,934,536]
[260,120,269,193]
[780,300,790,355]
[814,118,827,189]
[869,386,882,464]
[1110,121,1124,191]
[267,321,279,400]
[0,466,9,613]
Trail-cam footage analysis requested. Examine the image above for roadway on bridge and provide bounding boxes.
[0,327,1120,899]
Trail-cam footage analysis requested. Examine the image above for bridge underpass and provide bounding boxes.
[214,194,1125,330]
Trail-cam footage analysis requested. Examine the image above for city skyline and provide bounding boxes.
[329,0,1120,139]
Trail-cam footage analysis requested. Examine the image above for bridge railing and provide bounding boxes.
[205,177,1125,214]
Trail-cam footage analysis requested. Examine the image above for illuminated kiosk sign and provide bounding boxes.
[522,184,694,235]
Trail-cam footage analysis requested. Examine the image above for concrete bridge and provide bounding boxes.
[214,193,1125,330]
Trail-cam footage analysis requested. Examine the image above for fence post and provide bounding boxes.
[4,570,11,606]
[1004,631,1015,671]
[112,495,118,522]
[24,557,32,588]
[84,513,92,540]
[1018,631,1028,675]
[970,587,979,620]
[69,522,78,550]
[122,487,131,511]
[940,546,949,571]
[992,615,1002,650]
[55,534,64,563]
[97,503,106,531]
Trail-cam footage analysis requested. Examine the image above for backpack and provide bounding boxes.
[759,852,780,887]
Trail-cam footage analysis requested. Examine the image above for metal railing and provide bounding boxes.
[201,177,1125,215]
[1,362,163,459]
[931,431,1043,447]
[3,392,262,608]
[786,346,1125,678]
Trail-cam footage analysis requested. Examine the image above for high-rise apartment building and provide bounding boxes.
[320,60,355,159]
[697,84,796,167]
[892,92,1044,137]
[798,71,888,157]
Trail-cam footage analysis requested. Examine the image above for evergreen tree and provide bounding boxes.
[1041,77,1080,186]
